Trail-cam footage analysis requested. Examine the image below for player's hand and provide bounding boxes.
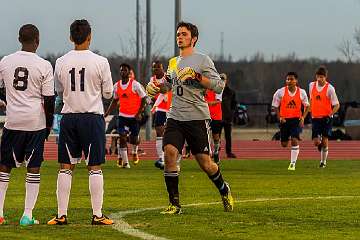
[0,100,6,111]
[299,116,305,127]
[146,82,160,98]
[151,106,156,114]
[135,113,142,122]
[45,127,51,141]
[279,117,286,124]
[178,67,201,82]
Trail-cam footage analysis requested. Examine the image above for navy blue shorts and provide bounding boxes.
[0,128,46,168]
[154,111,167,127]
[312,117,332,139]
[163,118,211,155]
[280,118,302,142]
[58,113,106,166]
[210,120,223,134]
[118,116,140,137]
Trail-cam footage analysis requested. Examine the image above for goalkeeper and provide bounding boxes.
[146,21,234,214]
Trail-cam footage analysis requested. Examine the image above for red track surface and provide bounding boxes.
[44,139,360,160]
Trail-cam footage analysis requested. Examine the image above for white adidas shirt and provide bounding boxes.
[0,51,54,131]
[54,50,113,114]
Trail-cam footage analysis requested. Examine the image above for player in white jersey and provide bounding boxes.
[0,24,55,226]
[47,19,114,226]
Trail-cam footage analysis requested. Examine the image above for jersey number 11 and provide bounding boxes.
[69,68,85,91]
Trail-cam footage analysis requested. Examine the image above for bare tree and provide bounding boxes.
[337,38,356,63]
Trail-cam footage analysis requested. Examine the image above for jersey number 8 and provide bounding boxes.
[13,67,29,91]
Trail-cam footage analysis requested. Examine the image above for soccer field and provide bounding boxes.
[1,159,360,240]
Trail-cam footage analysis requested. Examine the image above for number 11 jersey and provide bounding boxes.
[0,51,54,131]
[54,50,113,114]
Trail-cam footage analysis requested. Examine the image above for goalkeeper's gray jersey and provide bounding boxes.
[166,51,224,121]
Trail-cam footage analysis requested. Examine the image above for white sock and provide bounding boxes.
[23,173,40,219]
[290,145,300,164]
[131,145,138,155]
[321,147,328,164]
[214,141,220,154]
[156,137,164,161]
[57,169,72,217]
[89,170,103,217]
[117,145,121,159]
[120,148,129,164]
[0,172,10,217]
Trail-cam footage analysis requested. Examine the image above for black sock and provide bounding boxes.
[209,168,228,195]
[164,171,180,207]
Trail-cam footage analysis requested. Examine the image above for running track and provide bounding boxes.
[44,139,360,160]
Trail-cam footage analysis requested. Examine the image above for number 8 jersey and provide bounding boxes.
[0,51,54,131]
[54,50,114,114]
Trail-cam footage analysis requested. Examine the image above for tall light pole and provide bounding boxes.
[174,0,181,56]
[136,0,140,82]
[145,0,152,140]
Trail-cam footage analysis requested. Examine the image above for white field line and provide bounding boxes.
[110,195,360,240]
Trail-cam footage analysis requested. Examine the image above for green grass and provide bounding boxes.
[1,159,360,239]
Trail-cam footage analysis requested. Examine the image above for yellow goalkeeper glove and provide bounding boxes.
[146,82,160,98]
[177,67,202,82]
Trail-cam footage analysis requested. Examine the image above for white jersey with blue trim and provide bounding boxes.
[54,50,113,114]
[0,51,54,131]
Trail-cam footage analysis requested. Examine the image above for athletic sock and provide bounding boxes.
[290,145,300,164]
[208,168,228,195]
[156,137,164,161]
[117,145,121,159]
[57,169,72,217]
[164,171,180,207]
[321,147,328,164]
[89,170,103,217]
[23,173,40,219]
[0,172,10,217]
[120,148,129,165]
[131,145,138,155]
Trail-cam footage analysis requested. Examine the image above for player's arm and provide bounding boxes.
[197,56,225,93]
[104,98,118,118]
[104,83,118,118]
[42,61,56,139]
[101,59,114,99]
[271,89,285,123]
[328,86,340,117]
[208,92,223,106]
[134,82,148,120]
[300,89,310,124]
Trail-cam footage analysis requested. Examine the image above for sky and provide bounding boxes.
[0,0,359,60]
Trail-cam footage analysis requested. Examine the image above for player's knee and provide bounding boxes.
[27,167,40,174]
[0,164,11,173]
[164,145,178,165]
[119,134,127,145]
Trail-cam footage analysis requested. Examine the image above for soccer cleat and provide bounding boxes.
[47,215,68,225]
[20,215,40,226]
[122,162,131,169]
[116,158,123,168]
[132,154,140,165]
[138,148,146,156]
[319,162,326,168]
[160,204,182,215]
[213,152,220,165]
[0,217,6,225]
[227,152,237,158]
[154,159,164,170]
[91,215,114,225]
[288,163,296,171]
[221,182,234,212]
